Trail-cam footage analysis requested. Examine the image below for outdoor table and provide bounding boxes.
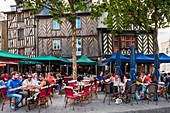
[74,82,85,92]
[158,82,165,85]
[113,82,124,87]
[142,83,149,86]
[82,79,91,84]
[113,82,124,94]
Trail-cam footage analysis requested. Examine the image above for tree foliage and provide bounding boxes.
[24,0,91,23]
[91,0,170,53]
[24,0,93,79]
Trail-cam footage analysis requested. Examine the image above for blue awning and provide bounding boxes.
[136,53,154,63]
[147,53,170,63]
[99,53,129,66]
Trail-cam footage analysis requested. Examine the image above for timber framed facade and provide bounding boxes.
[5,1,154,62]
[98,29,154,57]
[5,5,36,57]
[5,4,99,60]
[36,13,99,59]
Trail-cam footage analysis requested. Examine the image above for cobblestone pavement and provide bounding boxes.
[1,92,170,113]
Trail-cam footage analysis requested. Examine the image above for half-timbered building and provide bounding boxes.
[5,1,154,74]
[5,0,99,74]
[4,1,36,58]
[98,13,154,73]
[36,12,99,58]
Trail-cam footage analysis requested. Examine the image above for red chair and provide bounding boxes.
[0,87,16,111]
[90,81,99,101]
[79,84,91,104]
[64,77,73,83]
[64,86,82,110]
[68,81,78,90]
[47,85,54,104]
[26,86,48,113]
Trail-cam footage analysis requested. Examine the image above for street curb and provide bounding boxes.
[113,107,170,113]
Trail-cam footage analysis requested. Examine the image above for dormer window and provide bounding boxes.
[43,7,49,15]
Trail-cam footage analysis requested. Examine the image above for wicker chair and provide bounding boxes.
[164,82,170,103]
[124,83,138,106]
[103,82,112,105]
[146,83,158,105]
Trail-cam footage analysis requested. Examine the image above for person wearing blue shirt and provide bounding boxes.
[6,72,26,109]
[97,71,104,91]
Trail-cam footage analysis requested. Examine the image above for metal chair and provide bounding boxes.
[146,83,158,105]
[164,82,170,103]
[103,82,111,105]
[124,83,138,106]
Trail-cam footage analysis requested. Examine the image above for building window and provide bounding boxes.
[53,39,61,50]
[113,36,119,53]
[43,7,49,15]
[17,13,24,22]
[76,38,82,56]
[121,35,135,48]
[19,48,25,55]
[52,20,60,30]
[18,29,24,40]
[76,17,81,29]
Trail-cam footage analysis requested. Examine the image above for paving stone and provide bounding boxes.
[1,93,170,113]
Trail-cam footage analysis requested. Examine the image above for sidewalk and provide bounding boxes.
[1,92,170,113]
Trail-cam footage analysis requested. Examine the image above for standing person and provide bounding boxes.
[56,73,63,94]
[97,71,104,91]
[6,72,26,109]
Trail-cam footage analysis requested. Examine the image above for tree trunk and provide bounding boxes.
[153,28,159,54]
[71,21,77,79]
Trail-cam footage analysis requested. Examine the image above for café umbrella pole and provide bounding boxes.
[49,61,51,72]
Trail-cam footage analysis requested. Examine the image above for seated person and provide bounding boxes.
[121,73,132,94]
[27,74,50,90]
[6,71,26,109]
[136,73,144,94]
[32,73,40,85]
[140,72,152,98]
[144,72,152,84]
[26,74,50,103]
[22,74,38,86]
[110,73,120,93]
[165,73,170,94]
[46,72,56,84]
[22,74,39,96]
